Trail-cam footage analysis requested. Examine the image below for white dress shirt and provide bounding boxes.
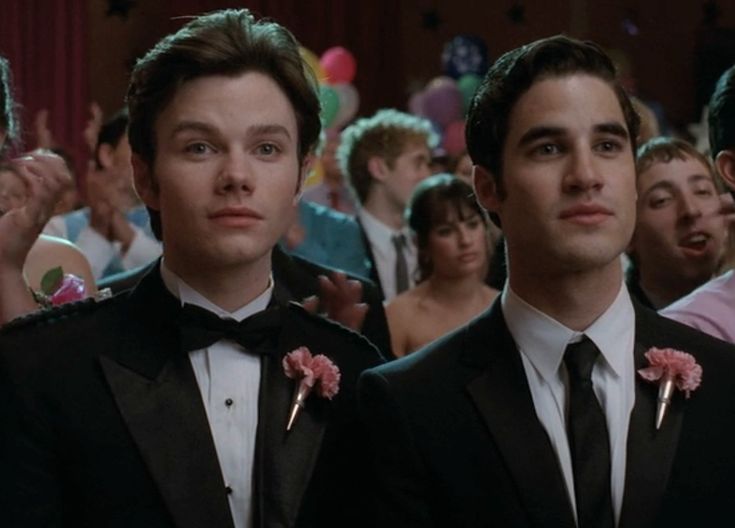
[502,282,636,525]
[161,261,273,528]
[357,208,417,301]
[44,215,162,279]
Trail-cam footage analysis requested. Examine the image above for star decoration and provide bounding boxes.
[106,0,137,19]
[421,9,443,31]
[507,2,525,24]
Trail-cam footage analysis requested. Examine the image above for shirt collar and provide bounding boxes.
[159,259,273,322]
[357,208,414,255]
[502,281,634,383]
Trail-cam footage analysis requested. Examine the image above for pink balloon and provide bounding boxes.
[422,77,462,128]
[443,120,466,157]
[320,46,357,84]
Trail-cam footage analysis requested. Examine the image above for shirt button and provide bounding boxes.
[225,398,233,407]
[225,485,233,495]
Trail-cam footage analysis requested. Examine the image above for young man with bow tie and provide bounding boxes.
[358,36,735,527]
[0,9,381,528]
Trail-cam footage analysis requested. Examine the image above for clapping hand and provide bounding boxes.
[302,271,369,331]
[0,150,72,271]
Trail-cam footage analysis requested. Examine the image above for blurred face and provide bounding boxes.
[631,155,725,285]
[0,167,27,213]
[134,71,304,275]
[382,140,432,212]
[321,135,342,183]
[426,207,487,279]
[475,74,637,282]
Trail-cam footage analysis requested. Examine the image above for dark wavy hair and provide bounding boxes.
[0,55,20,158]
[466,35,640,195]
[406,173,487,282]
[126,9,321,238]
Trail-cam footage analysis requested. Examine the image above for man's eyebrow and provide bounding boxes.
[169,120,217,138]
[168,122,292,140]
[688,173,715,186]
[247,124,292,140]
[517,126,565,148]
[594,122,630,140]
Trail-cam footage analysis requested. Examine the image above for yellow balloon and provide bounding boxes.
[304,159,324,188]
[299,47,327,83]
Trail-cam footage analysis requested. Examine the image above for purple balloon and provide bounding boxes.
[421,77,462,128]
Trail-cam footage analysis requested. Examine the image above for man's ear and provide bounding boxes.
[367,155,389,183]
[473,165,502,213]
[294,154,315,204]
[132,154,160,210]
[716,150,735,192]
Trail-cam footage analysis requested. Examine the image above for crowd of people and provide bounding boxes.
[2,7,735,527]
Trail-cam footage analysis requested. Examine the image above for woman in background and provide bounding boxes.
[386,174,498,357]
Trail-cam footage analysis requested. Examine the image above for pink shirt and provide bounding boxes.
[661,270,735,344]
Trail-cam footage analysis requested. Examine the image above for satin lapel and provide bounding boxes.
[464,304,576,527]
[255,306,328,528]
[100,267,234,528]
[619,309,684,528]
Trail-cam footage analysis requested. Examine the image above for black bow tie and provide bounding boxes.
[178,303,282,355]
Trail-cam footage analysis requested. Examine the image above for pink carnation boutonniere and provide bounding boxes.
[282,346,341,432]
[638,347,702,430]
[32,266,86,308]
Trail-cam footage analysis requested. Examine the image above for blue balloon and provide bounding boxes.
[441,35,489,79]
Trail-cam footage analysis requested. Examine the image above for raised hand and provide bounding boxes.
[302,271,369,331]
[83,102,104,153]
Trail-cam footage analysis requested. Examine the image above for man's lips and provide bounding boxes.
[209,206,264,226]
[678,231,712,255]
[558,203,614,225]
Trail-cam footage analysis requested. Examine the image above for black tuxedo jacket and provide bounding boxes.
[358,299,735,527]
[0,266,383,528]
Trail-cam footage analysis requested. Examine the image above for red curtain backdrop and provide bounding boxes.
[0,0,88,175]
[162,0,406,116]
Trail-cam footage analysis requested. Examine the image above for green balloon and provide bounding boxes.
[458,74,482,113]
[319,85,340,128]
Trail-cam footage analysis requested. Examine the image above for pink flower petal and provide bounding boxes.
[640,347,702,398]
[49,274,86,306]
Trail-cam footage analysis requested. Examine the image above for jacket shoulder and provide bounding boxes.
[1,294,119,336]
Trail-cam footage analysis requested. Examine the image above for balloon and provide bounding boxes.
[331,83,360,129]
[304,159,324,188]
[300,47,326,82]
[442,120,466,157]
[319,85,340,128]
[441,35,489,79]
[421,77,462,128]
[457,74,482,113]
[320,46,357,84]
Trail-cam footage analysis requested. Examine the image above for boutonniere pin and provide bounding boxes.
[282,346,340,432]
[638,347,702,430]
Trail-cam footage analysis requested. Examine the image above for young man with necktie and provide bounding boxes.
[358,36,735,527]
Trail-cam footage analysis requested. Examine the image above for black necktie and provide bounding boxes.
[563,337,615,528]
[178,303,282,355]
[392,233,409,294]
